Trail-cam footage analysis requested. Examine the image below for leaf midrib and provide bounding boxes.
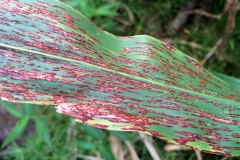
[0,43,239,105]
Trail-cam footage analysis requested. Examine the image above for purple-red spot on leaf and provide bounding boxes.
[187,59,204,71]
[163,43,175,51]
[122,48,131,53]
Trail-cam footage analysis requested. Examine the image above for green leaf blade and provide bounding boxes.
[109,131,130,141]
[83,124,103,140]
[211,71,240,90]
[21,104,33,116]
[0,101,24,118]
[1,117,29,148]
[34,118,51,146]
[98,144,115,160]
[76,140,96,150]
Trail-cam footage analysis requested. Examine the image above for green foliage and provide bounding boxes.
[98,144,115,160]
[0,102,51,149]
[82,124,103,140]
[21,104,33,116]
[211,71,240,89]
[109,130,130,141]
[34,118,51,147]
[1,117,29,149]
[0,101,24,118]
[76,140,96,150]
[67,0,118,19]
[65,0,119,32]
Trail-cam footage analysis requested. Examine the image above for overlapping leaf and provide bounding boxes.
[0,0,240,156]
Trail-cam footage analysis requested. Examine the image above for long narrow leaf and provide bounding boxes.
[211,71,240,90]
[0,0,240,156]
[0,101,23,118]
[83,124,103,140]
[21,103,33,116]
[1,117,29,148]
[34,118,51,146]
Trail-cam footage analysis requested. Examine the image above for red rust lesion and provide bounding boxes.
[162,43,175,51]
[183,107,238,125]
[122,47,131,53]
[200,79,207,88]
[0,67,57,81]
[186,58,205,71]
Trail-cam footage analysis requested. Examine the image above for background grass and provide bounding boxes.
[0,0,240,160]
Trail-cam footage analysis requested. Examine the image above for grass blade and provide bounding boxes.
[109,131,130,141]
[1,117,29,149]
[21,104,34,116]
[83,124,103,140]
[0,101,23,118]
[34,118,51,146]
[211,71,240,90]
